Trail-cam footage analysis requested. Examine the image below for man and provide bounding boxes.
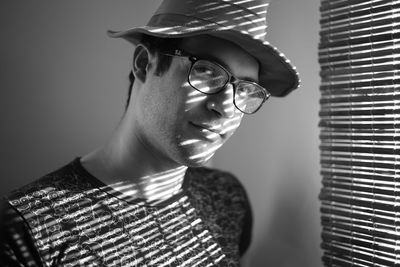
[0,0,299,266]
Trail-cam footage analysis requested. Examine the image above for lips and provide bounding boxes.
[190,122,224,136]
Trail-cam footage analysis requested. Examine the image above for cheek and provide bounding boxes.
[183,85,207,112]
[141,85,189,136]
[222,112,244,136]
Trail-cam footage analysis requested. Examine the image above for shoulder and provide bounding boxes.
[4,158,94,239]
[6,158,90,209]
[187,166,246,192]
[187,166,249,202]
[1,158,97,265]
[186,166,252,222]
[186,167,253,257]
[0,197,45,266]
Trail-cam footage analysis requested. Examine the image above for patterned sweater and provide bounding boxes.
[0,158,252,267]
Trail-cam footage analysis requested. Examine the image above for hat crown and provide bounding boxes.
[148,0,269,41]
[108,0,300,97]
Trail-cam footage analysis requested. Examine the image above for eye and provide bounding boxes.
[193,66,213,76]
[237,83,266,99]
[192,62,219,78]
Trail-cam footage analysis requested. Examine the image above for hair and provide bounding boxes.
[125,35,182,110]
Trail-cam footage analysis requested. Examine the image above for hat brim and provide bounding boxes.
[108,26,300,97]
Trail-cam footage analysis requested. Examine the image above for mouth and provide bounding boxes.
[189,122,224,138]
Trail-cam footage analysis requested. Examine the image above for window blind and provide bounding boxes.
[319,0,400,266]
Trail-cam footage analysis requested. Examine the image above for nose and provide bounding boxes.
[205,83,235,118]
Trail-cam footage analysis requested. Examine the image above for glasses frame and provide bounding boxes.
[159,48,271,114]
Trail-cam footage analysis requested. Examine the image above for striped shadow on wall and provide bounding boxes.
[319,0,400,266]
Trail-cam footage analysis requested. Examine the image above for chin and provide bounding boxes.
[174,138,222,167]
[185,157,213,168]
[176,150,216,168]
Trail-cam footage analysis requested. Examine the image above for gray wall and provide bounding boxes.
[0,0,321,266]
[0,0,160,189]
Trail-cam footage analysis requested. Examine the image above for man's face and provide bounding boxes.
[131,35,260,167]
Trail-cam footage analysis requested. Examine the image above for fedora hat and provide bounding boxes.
[108,0,300,97]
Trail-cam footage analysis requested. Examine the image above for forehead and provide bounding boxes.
[179,35,260,82]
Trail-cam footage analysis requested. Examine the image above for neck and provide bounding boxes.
[81,114,188,201]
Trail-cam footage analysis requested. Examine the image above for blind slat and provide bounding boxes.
[319,33,400,49]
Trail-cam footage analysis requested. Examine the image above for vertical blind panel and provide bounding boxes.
[319,0,400,266]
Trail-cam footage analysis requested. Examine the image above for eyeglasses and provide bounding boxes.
[159,49,271,114]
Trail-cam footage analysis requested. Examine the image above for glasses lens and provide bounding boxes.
[189,60,228,94]
[235,82,267,114]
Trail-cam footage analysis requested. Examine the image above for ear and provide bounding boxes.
[132,44,152,83]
